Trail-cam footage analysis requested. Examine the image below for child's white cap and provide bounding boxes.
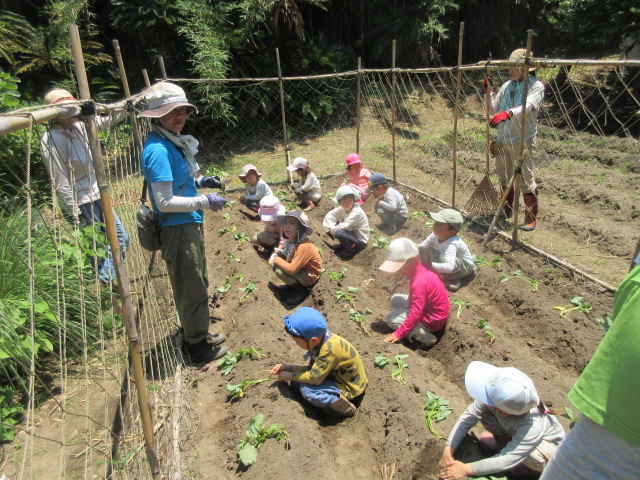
[287,157,309,171]
[258,195,284,222]
[465,361,540,415]
[379,238,418,273]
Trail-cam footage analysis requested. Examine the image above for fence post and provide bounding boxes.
[511,30,534,246]
[276,48,292,184]
[113,40,144,157]
[68,24,161,479]
[159,56,167,80]
[451,22,464,208]
[142,69,151,88]
[356,57,362,154]
[391,40,397,182]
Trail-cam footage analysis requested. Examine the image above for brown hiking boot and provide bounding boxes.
[185,335,227,364]
[322,394,357,418]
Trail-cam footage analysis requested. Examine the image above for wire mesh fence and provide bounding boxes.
[0,49,639,478]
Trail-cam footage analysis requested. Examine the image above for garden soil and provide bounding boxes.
[192,175,615,480]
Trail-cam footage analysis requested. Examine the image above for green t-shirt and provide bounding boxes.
[568,265,640,449]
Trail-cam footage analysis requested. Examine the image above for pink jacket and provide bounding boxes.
[395,262,450,339]
[346,167,372,192]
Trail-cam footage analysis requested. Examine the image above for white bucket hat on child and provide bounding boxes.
[379,238,419,273]
[238,164,262,180]
[465,361,540,415]
[287,157,309,172]
[258,195,285,222]
[138,82,198,118]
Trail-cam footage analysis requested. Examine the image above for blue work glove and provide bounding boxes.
[195,175,223,190]
[205,193,227,211]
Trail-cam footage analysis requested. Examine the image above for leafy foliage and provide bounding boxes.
[239,281,257,304]
[216,274,245,293]
[226,378,270,400]
[372,235,391,249]
[374,354,410,384]
[328,268,347,282]
[499,270,538,292]
[217,347,268,376]
[451,299,471,321]
[424,391,453,439]
[237,413,290,467]
[554,296,592,318]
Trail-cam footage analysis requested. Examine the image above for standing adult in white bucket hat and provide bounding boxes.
[139,81,228,364]
[483,48,545,231]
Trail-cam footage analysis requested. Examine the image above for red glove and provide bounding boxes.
[482,75,493,93]
[490,110,512,127]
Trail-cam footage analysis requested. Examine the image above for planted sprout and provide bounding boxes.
[239,281,257,304]
[348,308,372,335]
[499,269,538,292]
[335,287,359,308]
[217,347,268,376]
[424,219,434,228]
[234,232,250,245]
[372,235,391,250]
[410,211,426,220]
[473,254,502,270]
[376,354,411,385]
[451,300,472,321]
[222,213,231,221]
[216,274,245,293]
[554,296,592,319]
[476,318,513,360]
[225,200,237,208]
[328,268,347,282]
[274,189,289,203]
[226,252,242,264]
[217,226,236,237]
[424,391,454,439]
[237,413,290,467]
[226,378,270,400]
[595,313,612,331]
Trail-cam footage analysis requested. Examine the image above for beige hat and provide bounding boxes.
[379,238,419,273]
[138,82,197,118]
[287,157,309,171]
[44,88,75,105]
[238,164,262,181]
[508,48,536,72]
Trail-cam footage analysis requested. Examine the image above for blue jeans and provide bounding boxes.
[334,229,366,251]
[78,200,130,283]
[291,379,341,408]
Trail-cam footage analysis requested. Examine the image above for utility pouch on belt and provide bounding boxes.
[489,140,502,157]
[136,179,187,252]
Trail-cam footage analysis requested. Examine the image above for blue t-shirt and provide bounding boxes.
[141,131,203,227]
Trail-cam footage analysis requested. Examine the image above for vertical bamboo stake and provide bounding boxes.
[68,25,160,478]
[511,30,533,245]
[451,22,464,208]
[276,48,292,184]
[484,55,492,174]
[356,57,362,154]
[142,69,151,88]
[391,40,397,182]
[158,56,167,80]
[113,40,143,156]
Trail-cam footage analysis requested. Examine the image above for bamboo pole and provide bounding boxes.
[68,25,160,478]
[356,57,362,154]
[511,31,534,245]
[484,54,492,173]
[451,22,464,208]
[113,40,143,156]
[142,69,151,88]
[391,40,397,182]
[276,48,292,184]
[158,56,167,80]
[0,105,77,137]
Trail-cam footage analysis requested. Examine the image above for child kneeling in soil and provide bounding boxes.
[287,157,321,211]
[419,208,476,292]
[323,185,369,259]
[439,361,565,480]
[379,238,449,348]
[269,210,322,305]
[367,173,408,234]
[238,164,273,214]
[270,307,368,418]
[251,195,284,251]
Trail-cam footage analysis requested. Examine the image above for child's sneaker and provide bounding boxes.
[321,394,357,418]
[446,280,461,292]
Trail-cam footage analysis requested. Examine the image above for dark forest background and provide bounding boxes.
[1,0,638,103]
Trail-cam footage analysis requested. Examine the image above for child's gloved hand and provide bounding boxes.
[268,253,276,267]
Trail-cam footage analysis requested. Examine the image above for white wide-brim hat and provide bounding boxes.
[138,82,198,118]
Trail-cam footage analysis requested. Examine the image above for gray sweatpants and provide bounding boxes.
[386,294,438,347]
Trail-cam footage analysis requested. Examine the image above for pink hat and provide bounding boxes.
[345,153,362,166]
[258,195,284,222]
[238,164,262,181]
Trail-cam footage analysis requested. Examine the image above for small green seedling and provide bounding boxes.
[451,300,472,321]
[335,286,359,308]
[473,255,502,270]
[226,252,242,264]
[222,213,231,221]
[562,406,579,424]
[226,378,270,400]
[348,308,372,335]
[595,313,612,331]
[287,201,298,210]
[237,413,289,467]
[239,281,257,304]
[424,219,434,228]
[225,200,237,208]
[372,235,391,249]
[328,268,347,282]
[217,347,268,376]
[424,391,454,439]
[234,232,250,245]
[554,296,592,318]
[476,318,513,360]
[217,226,236,237]
[410,211,426,220]
[374,355,391,368]
[390,354,410,384]
[274,189,289,203]
[216,274,245,293]
[499,269,538,292]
